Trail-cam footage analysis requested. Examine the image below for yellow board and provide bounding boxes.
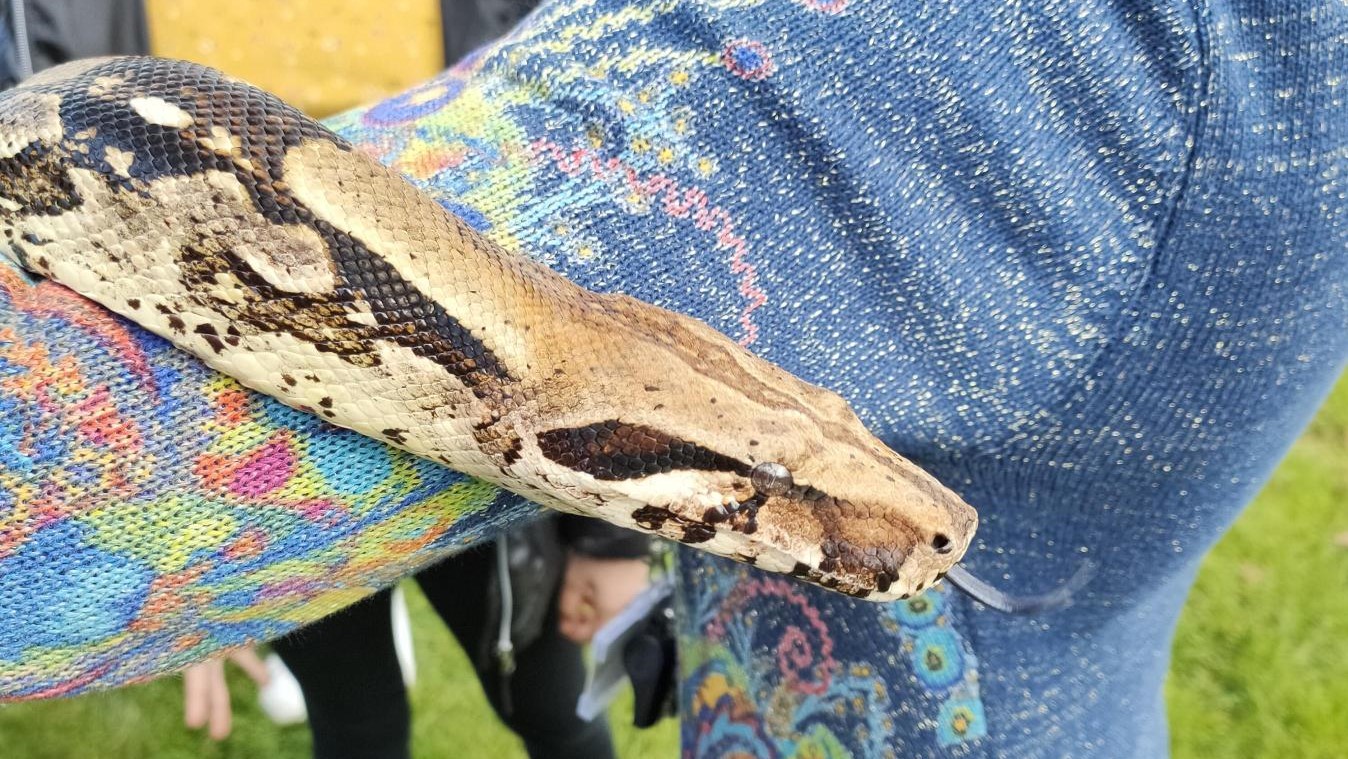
[145,0,445,117]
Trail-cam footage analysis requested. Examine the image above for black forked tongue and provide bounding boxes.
[944,561,1097,614]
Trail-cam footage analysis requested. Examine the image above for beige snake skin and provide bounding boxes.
[0,57,981,603]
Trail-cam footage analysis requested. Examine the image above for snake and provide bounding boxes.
[0,56,1087,611]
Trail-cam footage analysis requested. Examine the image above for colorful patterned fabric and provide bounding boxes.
[3,1,1347,757]
[0,264,531,699]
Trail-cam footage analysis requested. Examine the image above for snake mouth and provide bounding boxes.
[941,560,1097,614]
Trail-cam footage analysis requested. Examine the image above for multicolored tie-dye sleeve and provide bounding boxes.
[4,1,1348,757]
[0,261,532,699]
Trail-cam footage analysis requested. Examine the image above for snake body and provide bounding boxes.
[0,57,978,602]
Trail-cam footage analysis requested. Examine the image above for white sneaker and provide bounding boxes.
[257,653,308,725]
[391,585,417,687]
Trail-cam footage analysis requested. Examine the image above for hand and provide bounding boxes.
[557,553,651,644]
[182,647,270,740]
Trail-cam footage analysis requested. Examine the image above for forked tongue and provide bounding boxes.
[944,560,1097,614]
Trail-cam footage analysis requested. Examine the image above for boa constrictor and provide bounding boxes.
[0,57,1085,611]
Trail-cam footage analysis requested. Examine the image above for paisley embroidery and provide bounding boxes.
[680,558,985,755]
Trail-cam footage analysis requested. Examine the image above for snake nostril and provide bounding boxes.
[931,533,953,554]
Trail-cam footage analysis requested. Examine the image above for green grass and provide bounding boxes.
[0,374,1344,758]
[1168,372,1348,758]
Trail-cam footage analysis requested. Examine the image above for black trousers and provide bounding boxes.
[271,544,615,759]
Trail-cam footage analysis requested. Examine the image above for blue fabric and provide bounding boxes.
[1,0,1345,755]
[353,0,1346,755]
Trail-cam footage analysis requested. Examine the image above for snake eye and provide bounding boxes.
[750,462,793,496]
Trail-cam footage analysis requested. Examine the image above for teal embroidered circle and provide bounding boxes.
[936,697,988,747]
[910,627,965,690]
[893,591,943,628]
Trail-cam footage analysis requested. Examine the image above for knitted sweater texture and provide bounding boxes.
[1,1,1346,756]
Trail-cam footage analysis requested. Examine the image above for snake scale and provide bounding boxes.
[0,57,1082,609]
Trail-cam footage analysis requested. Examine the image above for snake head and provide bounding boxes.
[531,307,979,602]
[738,448,978,601]
[533,390,976,601]
[534,301,1092,610]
